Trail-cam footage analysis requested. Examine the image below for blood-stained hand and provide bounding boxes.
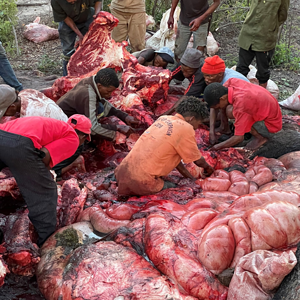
[167,15,174,29]
[116,125,135,137]
[203,164,214,177]
[209,132,217,145]
[125,115,140,126]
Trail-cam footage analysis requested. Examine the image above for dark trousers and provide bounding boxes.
[58,8,94,76]
[0,41,23,91]
[52,144,84,178]
[0,130,57,247]
[236,47,275,84]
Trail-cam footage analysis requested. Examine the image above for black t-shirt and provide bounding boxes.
[139,49,156,65]
[171,63,206,98]
[180,0,210,26]
[51,0,98,23]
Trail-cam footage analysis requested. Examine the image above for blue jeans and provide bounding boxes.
[0,42,23,91]
[58,8,94,76]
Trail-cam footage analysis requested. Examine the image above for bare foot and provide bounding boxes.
[245,137,268,150]
[215,126,232,135]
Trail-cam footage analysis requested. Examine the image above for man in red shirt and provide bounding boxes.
[0,114,92,246]
[203,78,282,150]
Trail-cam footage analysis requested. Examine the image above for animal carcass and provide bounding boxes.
[37,222,195,300]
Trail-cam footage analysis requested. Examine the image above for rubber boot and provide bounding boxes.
[63,59,69,76]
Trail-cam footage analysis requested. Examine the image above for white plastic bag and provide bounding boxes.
[146,7,181,51]
[231,65,280,99]
[206,32,219,56]
[280,84,300,110]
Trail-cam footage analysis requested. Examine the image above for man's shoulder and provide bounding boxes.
[223,68,249,83]
[51,0,60,8]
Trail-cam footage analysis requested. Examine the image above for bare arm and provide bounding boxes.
[138,56,146,65]
[189,0,221,31]
[64,16,84,40]
[94,1,102,17]
[167,0,180,29]
[211,135,244,151]
[209,108,217,144]
[194,157,214,176]
[40,147,52,170]
[176,161,195,179]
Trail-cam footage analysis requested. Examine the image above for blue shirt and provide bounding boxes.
[221,68,249,85]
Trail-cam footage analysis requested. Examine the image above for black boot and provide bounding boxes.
[63,59,68,76]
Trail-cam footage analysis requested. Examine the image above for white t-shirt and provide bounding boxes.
[19,89,68,122]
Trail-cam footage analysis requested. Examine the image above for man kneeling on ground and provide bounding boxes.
[203,78,282,151]
[115,96,214,196]
[57,68,139,142]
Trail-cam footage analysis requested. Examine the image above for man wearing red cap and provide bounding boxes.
[201,55,249,144]
[52,114,93,178]
[0,115,91,246]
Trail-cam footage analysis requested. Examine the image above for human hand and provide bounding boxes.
[189,16,203,31]
[209,132,217,145]
[210,144,221,151]
[203,165,214,177]
[167,15,174,29]
[75,34,84,48]
[40,147,51,169]
[116,125,135,136]
[125,115,140,126]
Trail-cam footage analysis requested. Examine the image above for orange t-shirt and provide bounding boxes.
[115,114,201,195]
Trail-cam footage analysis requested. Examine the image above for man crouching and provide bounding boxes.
[115,96,214,196]
[204,79,282,151]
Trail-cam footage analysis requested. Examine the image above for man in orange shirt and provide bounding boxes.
[115,96,214,196]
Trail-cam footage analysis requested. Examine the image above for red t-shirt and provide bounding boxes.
[0,116,79,168]
[224,78,282,136]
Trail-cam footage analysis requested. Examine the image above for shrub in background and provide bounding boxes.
[0,0,18,52]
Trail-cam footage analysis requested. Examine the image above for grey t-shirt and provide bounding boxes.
[51,0,98,23]
[180,0,210,26]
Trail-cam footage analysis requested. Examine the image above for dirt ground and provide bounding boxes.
[0,1,300,299]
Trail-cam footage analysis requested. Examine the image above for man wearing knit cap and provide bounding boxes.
[172,48,206,94]
[164,48,206,115]
[202,55,248,85]
[201,55,249,144]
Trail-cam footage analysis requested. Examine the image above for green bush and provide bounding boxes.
[0,0,18,50]
[272,43,300,71]
[211,0,249,32]
[37,54,61,74]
